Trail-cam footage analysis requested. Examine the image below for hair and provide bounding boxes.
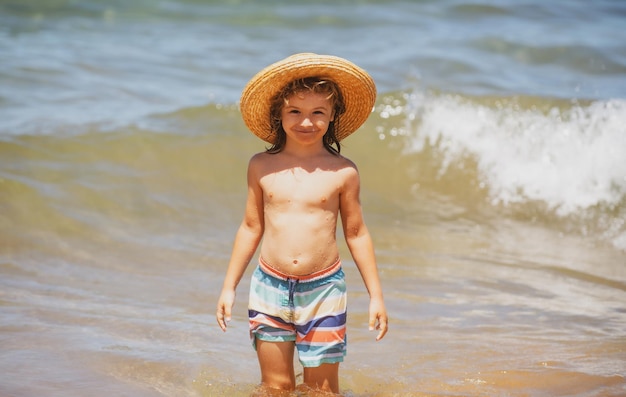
[267,77,346,154]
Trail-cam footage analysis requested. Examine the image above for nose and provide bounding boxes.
[300,115,313,127]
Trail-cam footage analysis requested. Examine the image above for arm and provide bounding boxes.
[340,165,388,341]
[216,156,264,331]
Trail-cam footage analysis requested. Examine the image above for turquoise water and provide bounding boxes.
[1,1,625,396]
[2,0,625,131]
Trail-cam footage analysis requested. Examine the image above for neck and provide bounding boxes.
[283,140,327,157]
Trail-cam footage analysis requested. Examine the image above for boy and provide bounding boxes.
[216,53,388,395]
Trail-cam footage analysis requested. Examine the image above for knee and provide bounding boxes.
[303,363,340,394]
[261,373,296,392]
[261,371,296,395]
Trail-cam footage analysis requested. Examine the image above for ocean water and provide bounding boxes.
[1,1,625,396]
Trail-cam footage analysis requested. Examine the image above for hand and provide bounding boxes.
[368,297,388,341]
[216,289,236,332]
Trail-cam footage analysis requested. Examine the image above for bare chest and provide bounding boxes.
[260,169,342,208]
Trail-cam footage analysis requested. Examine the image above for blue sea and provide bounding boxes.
[1,1,625,396]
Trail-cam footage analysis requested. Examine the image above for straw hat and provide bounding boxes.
[240,53,376,144]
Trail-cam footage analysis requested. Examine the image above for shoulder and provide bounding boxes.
[247,151,274,181]
[327,154,360,188]
[333,154,359,176]
[249,151,272,163]
[248,151,276,170]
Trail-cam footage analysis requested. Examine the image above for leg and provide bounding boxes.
[256,339,297,392]
[293,266,347,395]
[303,363,340,394]
[249,264,298,392]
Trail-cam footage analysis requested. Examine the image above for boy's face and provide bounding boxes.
[280,91,335,147]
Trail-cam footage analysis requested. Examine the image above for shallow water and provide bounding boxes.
[1,1,625,396]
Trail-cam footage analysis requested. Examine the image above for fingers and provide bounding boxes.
[217,290,236,332]
[368,314,376,332]
[216,303,232,332]
[375,315,388,341]
[369,312,388,341]
[216,309,226,331]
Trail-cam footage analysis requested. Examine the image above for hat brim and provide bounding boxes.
[240,53,376,144]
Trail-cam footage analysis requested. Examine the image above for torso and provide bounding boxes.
[253,150,355,275]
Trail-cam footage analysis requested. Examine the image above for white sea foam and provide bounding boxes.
[404,93,626,217]
[398,91,626,250]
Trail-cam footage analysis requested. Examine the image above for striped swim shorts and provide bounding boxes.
[248,257,347,368]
